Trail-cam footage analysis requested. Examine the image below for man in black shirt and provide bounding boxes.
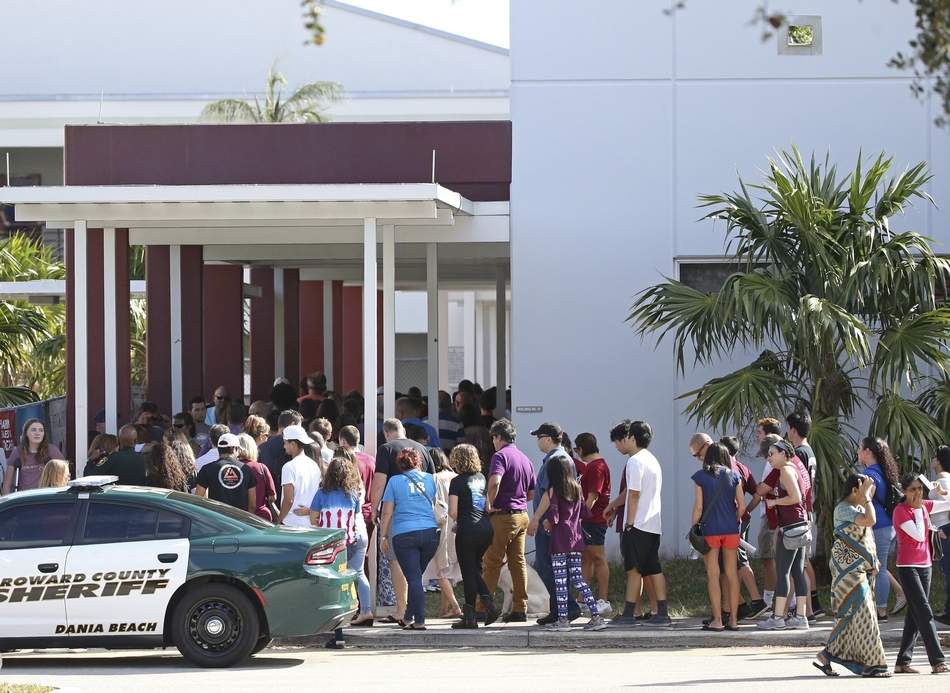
[196,433,256,513]
[96,424,147,485]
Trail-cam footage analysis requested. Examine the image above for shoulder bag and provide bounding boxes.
[687,470,729,555]
[931,528,945,562]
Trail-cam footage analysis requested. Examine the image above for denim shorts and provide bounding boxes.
[582,522,607,546]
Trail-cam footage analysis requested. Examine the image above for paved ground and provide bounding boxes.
[4,645,950,692]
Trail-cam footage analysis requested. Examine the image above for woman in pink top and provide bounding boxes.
[893,473,950,674]
[2,419,63,494]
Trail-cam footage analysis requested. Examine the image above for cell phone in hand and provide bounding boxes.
[919,474,935,493]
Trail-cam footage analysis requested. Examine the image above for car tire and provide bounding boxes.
[171,583,260,668]
[250,635,271,655]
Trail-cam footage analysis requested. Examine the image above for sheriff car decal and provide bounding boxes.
[55,621,159,634]
[0,569,172,603]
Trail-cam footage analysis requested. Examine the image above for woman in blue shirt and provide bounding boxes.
[380,447,439,629]
[858,437,906,620]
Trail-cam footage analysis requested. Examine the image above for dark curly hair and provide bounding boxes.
[861,436,899,488]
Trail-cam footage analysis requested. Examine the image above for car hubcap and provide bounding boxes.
[187,598,242,653]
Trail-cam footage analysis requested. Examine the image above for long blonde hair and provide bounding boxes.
[39,459,70,488]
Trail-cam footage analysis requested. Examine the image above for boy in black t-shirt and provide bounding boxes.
[196,433,257,513]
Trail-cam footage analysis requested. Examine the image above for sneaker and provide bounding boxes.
[785,615,810,630]
[503,611,527,623]
[567,610,582,622]
[610,613,639,626]
[544,618,572,632]
[584,614,607,631]
[324,637,345,649]
[757,616,787,630]
[595,599,613,618]
[644,614,672,628]
[578,603,591,617]
[736,602,751,621]
[935,612,950,626]
[892,594,908,614]
[635,612,653,621]
[745,599,770,620]
[811,600,825,619]
[536,612,556,626]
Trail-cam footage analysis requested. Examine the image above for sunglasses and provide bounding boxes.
[214,395,226,400]
[173,423,185,429]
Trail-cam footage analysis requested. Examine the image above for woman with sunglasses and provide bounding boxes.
[893,473,950,674]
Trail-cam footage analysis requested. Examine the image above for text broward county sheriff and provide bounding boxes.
[0,568,173,603]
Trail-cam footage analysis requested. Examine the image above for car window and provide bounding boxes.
[167,491,274,530]
[0,502,75,550]
[82,503,189,543]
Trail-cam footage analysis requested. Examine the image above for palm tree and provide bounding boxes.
[201,65,341,123]
[628,149,950,531]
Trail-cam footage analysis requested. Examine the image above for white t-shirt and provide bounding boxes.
[320,447,333,466]
[195,447,219,472]
[281,452,322,528]
[624,448,662,535]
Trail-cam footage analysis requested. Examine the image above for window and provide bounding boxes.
[0,503,75,550]
[81,503,189,544]
[787,25,815,47]
[678,262,740,294]
[169,491,272,530]
[778,15,822,56]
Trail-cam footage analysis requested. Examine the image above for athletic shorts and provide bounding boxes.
[705,533,740,550]
[582,522,607,546]
[621,526,662,576]
[757,522,777,560]
[736,522,750,568]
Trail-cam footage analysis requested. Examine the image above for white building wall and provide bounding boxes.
[510,0,938,557]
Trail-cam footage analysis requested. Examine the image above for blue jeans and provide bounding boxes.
[392,528,439,624]
[348,532,371,613]
[872,525,895,608]
[534,528,578,616]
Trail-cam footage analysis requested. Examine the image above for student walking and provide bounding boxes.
[814,473,889,678]
[448,443,500,629]
[931,446,950,625]
[690,441,744,631]
[892,473,950,674]
[576,432,613,617]
[310,449,374,648]
[756,439,812,630]
[528,456,605,632]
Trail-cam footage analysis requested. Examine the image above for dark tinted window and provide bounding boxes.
[82,503,188,543]
[168,491,273,530]
[0,502,75,549]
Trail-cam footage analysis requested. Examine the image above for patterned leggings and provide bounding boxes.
[552,552,598,620]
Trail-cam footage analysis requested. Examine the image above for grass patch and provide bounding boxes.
[423,557,948,618]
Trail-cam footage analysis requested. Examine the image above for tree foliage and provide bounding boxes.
[201,65,341,124]
[628,149,950,531]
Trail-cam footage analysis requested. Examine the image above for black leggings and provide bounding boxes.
[897,566,946,666]
[455,523,494,608]
[775,533,808,599]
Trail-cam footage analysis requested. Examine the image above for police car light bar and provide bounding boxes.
[68,475,120,491]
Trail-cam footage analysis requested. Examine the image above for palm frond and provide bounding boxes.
[200,99,260,123]
[794,295,871,366]
[917,378,950,432]
[871,307,950,390]
[0,386,39,407]
[870,393,945,472]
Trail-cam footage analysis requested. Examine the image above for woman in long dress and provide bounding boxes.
[814,473,890,677]
[422,449,463,618]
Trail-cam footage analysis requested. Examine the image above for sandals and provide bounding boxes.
[701,623,725,632]
[725,624,740,631]
[402,623,427,631]
[894,664,920,674]
[812,660,839,677]
[351,616,375,627]
[441,610,464,619]
[933,663,949,674]
[860,669,891,678]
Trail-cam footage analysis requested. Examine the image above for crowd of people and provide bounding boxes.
[2,376,949,676]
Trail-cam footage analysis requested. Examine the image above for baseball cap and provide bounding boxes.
[282,424,315,445]
[217,432,241,449]
[530,422,562,439]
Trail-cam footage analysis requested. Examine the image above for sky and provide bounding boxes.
[344,0,510,48]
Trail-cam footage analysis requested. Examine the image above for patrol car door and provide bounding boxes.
[0,500,76,638]
[63,500,189,638]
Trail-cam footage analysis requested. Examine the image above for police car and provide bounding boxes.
[0,476,357,667]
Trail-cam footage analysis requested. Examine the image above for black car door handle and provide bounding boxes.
[158,553,178,564]
[37,563,58,573]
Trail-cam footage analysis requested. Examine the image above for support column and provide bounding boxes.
[169,245,183,414]
[322,279,334,389]
[463,291,475,382]
[495,265,507,420]
[74,221,88,475]
[426,244,439,427]
[382,224,395,419]
[249,267,275,401]
[299,280,324,379]
[145,246,171,414]
[438,290,449,390]
[179,246,204,404]
[103,228,117,434]
[274,269,286,380]
[362,219,378,456]
[282,269,300,388]
[202,265,244,403]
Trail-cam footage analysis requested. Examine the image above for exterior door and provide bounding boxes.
[0,501,76,637]
[63,501,190,637]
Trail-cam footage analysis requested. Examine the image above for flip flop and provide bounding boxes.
[725,624,740,631]
[701,624,725,632]
[812,660,839,677]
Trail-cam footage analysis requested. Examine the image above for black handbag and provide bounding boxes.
[687,471,729,555]
[931,528,945,562]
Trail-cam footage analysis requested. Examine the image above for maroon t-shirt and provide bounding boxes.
[763,456,811,527]
[355,450,375,526]
[580,457,611,526]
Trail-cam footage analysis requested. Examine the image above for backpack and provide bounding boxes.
[882,481,902,515]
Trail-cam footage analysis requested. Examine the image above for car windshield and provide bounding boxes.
[167,492,276,530]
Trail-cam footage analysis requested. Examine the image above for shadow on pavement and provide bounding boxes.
[0,652,304,674]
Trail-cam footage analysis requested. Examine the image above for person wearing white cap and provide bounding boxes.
[195,432,257,513]
[279,425,323,527]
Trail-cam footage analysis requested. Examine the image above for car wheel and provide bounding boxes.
[250,635,271,655]
[172,583,260,668]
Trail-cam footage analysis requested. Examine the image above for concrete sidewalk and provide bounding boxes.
[279,615,950,650]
